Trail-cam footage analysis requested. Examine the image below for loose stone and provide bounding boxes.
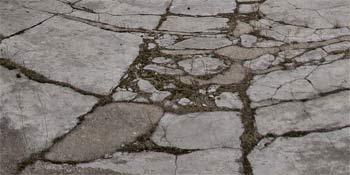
[215,92,243,109]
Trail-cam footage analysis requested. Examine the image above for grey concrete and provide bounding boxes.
[45,103,163,162]
[1,0,349,174]
[255,91,350,135]
[0,16,142,95]
[0,67,97,174]
[170,0,236,16]
[249,128,350,175]
[159,16,229,33]
[151,111,243,149]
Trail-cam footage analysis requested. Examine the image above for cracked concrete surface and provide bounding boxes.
[0,0,349,175]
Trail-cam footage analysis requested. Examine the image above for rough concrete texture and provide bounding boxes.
[180,63,247,85]
[215,92,243,109]
[216,45,279,60]
[159,16,229,33]
[45,103,163,162]
[74,0,171,15]
[0,16,142,95]
[21,161,129,175]
[22,149,243,175]
[165,37,233,50]
[170,0,236,16]
[178,55,227,76]
[70,10,161,30]
[176,149,242,175]
[78,152,176,175]
[1,0,350,174]
[247,59,350,107]
[0,0,52,37]
[255,91,350,135]
[260,0,350,29]
[0,67,97,174]
[151,111,243,149]
[249,128,350,175]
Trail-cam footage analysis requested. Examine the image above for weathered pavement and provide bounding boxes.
[0,0,349,174]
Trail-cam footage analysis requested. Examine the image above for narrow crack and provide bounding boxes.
[174,155,178,175]
[0,15,55,43]
[264,125,350,138]
[0,58,106,98]
[15,96,112,174]
[156,0,174,30]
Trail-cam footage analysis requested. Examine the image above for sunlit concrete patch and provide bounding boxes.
[0,0,52,37]
[0,16,143,94]
[176,149,242,175]
[164,36,233,50]
[170,0,236,16]
[17,0,73,14]
[20,161,129,175]
[254,19,350,43]
[78,152,176,175]
[255,91,350,135]
[0,66,97,174]
[69,10,161,30]
[159,16,229,33]
[74,0,171,15]
[249,128,350,175]
[22,149,243,175]
[151,111,243,149]
[215,92,243,109]
[247,59,350,107]
[216,45,279,61]
[45,103,163,162]
[260,0,350,29]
